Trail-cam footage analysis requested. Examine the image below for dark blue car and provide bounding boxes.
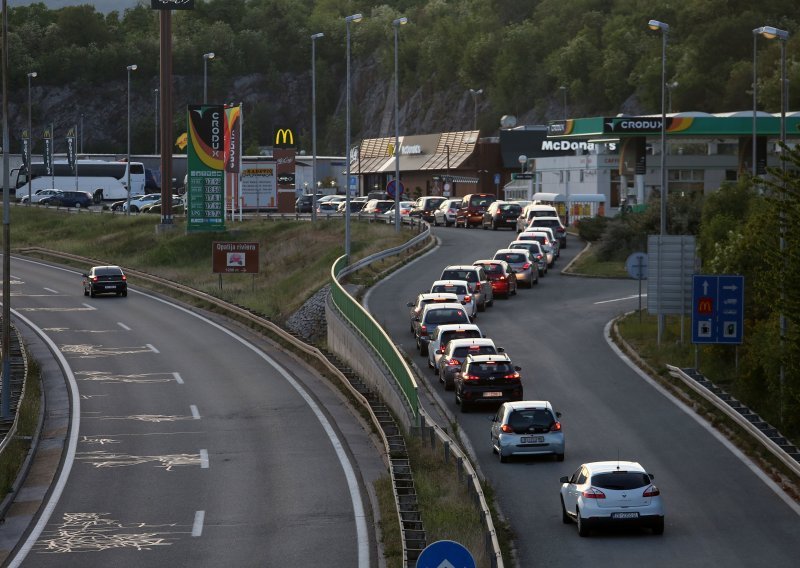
[40,191,94,208]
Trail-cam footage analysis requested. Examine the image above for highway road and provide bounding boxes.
[367,225,800,567]
[4,256,378,567]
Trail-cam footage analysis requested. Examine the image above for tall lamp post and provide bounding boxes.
[559,85,567,120]
[203,52,215,104]
[126,64,137,216]
[154,88,159,155]
[667,80,678,113]
[756,25,789,422]
[648,18,669,344]
[469,88,482,130]
[26,71,36,205]
[311,32,324,223]
[393,17,408,232]
[344,13,363,260]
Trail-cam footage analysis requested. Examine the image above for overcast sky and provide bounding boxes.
[8,1,141,13]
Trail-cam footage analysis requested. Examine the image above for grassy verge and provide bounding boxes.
[0,359,42,494]
[566,242,628,277]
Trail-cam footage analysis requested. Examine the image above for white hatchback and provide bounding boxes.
[560,460,665,536]
[426,323,482,371]
[430,279,477,319]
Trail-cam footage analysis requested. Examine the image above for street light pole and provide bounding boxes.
[126,64,137,216]
[154,88,159,155]
[345,13,363,260]
[648,18,669,344]
[311,32,323,223]
[393,17,407,232]
[559,85,567,120]
[203,52,215,105]
[26,71,37,205]
[469,88,482,130]
[667,80,678,113]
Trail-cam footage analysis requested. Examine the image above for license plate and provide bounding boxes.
[520,436,544,444]
[611,512,639,520]
[483,391,502,398]
[105,285,116,289]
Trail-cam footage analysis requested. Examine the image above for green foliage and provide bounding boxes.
[575,215,608,242]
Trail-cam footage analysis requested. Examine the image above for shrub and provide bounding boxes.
[575,215,608,242]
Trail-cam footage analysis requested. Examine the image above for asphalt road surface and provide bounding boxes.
[4,256,377,568]
[367,225,800,567]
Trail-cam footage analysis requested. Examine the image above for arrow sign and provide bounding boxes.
[416,540,475,568]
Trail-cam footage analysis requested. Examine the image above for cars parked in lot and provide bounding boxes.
[337,199,368,213]
[407,292,461,334]
[430,279,477,319]
[140,195,185,214]
[426,323,483,372]
[18,188,62,204]
[40,190,94,208]
[526,215,567,248]
[490,400,564,463]
[454,353,523,412]
[482,201,522,230]
[455,193,497,228]
[493,248,538,287]
[560,461,665,536]
[316,201,341,215]
[413,302,472,356]
[440,265,493,312]
[432,198,461,227]
[82,265,128,297]
[295,193,324,213]
[511,238,552,272]
[472,259,517,299]
[410,196,447,223]
[438,337,503,390]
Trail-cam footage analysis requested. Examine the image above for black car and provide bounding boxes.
[41,190,94,208]
[454,353,523,412]
[482,202,522,230]
[409,196,446,222]
[83,265,128,297]
[295,194,324,213]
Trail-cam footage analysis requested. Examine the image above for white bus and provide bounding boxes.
[12,160,146,202]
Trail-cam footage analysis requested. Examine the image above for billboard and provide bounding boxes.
[186,105,225,232]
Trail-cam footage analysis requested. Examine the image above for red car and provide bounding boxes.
[472,259,517,299]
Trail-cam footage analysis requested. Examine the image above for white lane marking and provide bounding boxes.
[190,405,200,419]
[44,287,59,294]
[199,449,209,469]
[605,317,800,517]
[594,294,645,305]
[7,311,80,568]
[147,343,160,353]
[192,511,205,537]
[173,372,184,384]
[9,256,371,568]
[81,303,97,310]
[117,322,131,331]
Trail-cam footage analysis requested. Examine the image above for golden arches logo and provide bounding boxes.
[274,128,295,147]
[697,297,713,314]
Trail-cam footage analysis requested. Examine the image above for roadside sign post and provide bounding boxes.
[691,274,744,371]
[416,540,475,568]
[625,252,648,322]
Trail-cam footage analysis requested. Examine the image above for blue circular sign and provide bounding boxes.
[625,252,648,280]
[386,179,405,198]
[416,540,475,568]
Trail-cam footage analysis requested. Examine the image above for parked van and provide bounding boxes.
[456,193,497,228]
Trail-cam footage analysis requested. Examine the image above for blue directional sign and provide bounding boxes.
[691,274,744,344]
[416,540,475,568]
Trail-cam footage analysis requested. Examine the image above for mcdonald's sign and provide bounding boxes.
[274,127,295,148]
[697,297,713,315]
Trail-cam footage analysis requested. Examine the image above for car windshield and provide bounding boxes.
[441,330,481,344]
[469,196,494,207]
[507,409,555,433]
[471,361,513,375]
[453,345,496,358]
[532,219,560,229]
[425,309,468,324]
[442,270,477,282]
[480,264,503,275]
[591,472,651,490]
[499,204,521,213]
[496,253,527,264]
[432,284,467,295]
[96,268,123,276]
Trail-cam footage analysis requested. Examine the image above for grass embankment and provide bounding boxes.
[0,360,42,495]
[7,206,498,565]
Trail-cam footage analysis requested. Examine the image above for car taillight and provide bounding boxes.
[474,283,481,291]
[582,488,606,499]
[643,485,660,497]
[463,296,471,303]
[446,358,460,366]
[121,275,127,281]
[499,275,506,281]
[503,371,521,380]
[550,421,562,432]
[522,263,531,270]
[463,373,480,381]
[500,424,513,433]
[420,325,428,337]
[91,276,99,282]
[535,254,543,260]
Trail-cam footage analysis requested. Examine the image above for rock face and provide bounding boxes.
[285,285,330,343]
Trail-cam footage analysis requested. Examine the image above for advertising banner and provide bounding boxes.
[151,0,195,9]
[66,127,77,173]
[273,126,296,213]
[21,130,28,169]
[187,105,225,232]
[224,104,241,173]
[42,127,52,176]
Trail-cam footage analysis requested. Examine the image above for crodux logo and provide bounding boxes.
[604,118,664,133]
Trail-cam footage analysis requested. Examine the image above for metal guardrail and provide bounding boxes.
[666,365,800,478]
[0,326,29,455]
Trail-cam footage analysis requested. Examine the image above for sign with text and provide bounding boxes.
[691,275,744,344]
[212,242,260,274]
[187,105,225,232]
[151,0,195,9]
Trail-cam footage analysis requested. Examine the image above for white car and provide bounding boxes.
[426,323,482,372]
[437,337,503,389]
[18,188,62,204]
[560,460,665,536]
[122,193,162,212]
[491,400,564,462]
[429,279,477,319]
[433,198,462,227]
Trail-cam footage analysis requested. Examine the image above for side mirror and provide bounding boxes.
[81,273,88,278]
[514,365,522,372]
[497,347,505,353]
[556,411,562,418]
[559,476,569,484]
[406,302,414,307]
[648,473,655,480]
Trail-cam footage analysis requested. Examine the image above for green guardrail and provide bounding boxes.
[331,256,419,421]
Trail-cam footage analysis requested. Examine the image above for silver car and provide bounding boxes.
[440,265,494,311]
[490,400,564,462]
[433,198,462,227]
[508,240,548,276]
[493,248,538,288]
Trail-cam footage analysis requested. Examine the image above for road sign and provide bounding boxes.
[416,540,475,568]
[494,173,501,185]
[625,252,648,280]
[386,179,405,198]
[691,275,744,344]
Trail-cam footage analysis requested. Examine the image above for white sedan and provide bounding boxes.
[18,188,62,204]
[560,460,665,536]
[122,193,162,212]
